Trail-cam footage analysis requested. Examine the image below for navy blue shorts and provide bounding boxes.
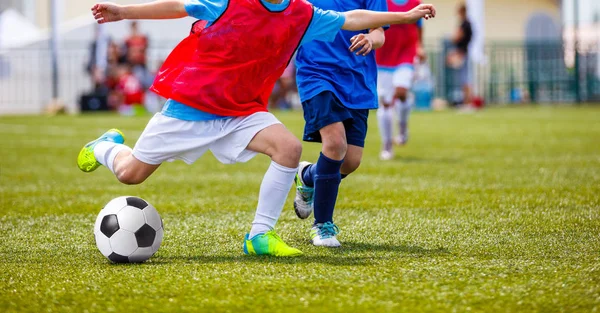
[302,91,369,148]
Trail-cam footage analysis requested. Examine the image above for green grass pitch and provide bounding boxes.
[1,106,599,312]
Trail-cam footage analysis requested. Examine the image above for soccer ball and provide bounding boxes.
[94,196,163,263]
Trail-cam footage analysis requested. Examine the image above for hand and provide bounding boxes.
[92,3,124,24]
[349,33,374,56]
[417,46,427,62]
[407,4,436,23]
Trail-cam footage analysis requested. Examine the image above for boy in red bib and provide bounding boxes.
[376,0,425,160]
[79,0,436,257]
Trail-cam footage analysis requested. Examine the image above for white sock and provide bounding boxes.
[94,141,132,174]
[249,161,298,239]
[377,107,393,151]
[398,100,411,137]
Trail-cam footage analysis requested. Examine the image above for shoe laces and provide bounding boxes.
[317,222,339,239]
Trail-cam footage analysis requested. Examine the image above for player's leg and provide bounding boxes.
[341,144,363,177]
[376,70,395,160]
[305,122,346,247]
[294,92,349,221]
[393,65,415,145]
[212,113,302,256]
[297,92,354,247]
[77,128,160,185]
[340,108,368,177]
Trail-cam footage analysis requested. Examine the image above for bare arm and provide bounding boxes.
[342,4,436,31]
[417,23,425,60]
[369,28,385,50]
[92,1,187,24]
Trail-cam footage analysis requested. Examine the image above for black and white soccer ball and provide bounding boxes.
[94,196,163,263]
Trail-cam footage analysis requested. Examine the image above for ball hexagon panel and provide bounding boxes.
[135,224,156,248]
[100,214,119,238]
[142,205,162,231]
[107,252,130,263]
[128,247,155,263]
[101,196,129,215]
[116,206,146,232]
[152,228,164,252]
[94,231,113,257]
[109,229,138,256]
[126,197,148,210]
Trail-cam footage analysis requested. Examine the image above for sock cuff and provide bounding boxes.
[270,161,298,174]
[106,144,131,173]
[319,152,344,164]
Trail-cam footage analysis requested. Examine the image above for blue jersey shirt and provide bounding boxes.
[296,0,388,110]
[161,0,346,121]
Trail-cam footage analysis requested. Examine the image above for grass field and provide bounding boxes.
[1,106,599,312]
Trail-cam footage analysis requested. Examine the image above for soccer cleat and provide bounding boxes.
[243,230,303,257]
[77,128,125,172]
[310,222,341,247]
[394,134,408,146]
[294,161,314,219]
[380,150,393,161]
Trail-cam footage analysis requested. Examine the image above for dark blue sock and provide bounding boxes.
[313,153,343,224]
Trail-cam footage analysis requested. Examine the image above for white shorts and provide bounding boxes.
[377,66,415,104]
[132,112,281,165]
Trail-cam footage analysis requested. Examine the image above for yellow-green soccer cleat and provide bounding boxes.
[243,230,303,257]
[77,128,125,173]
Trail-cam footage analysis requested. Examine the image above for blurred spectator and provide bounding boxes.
[124,21,148,68]
[84,23,154,115]
[447,2,473,106]
[114,64,145,115]
[269,57,297,110]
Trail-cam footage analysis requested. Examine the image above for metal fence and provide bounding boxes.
[431,40,600,104]
[0,40,599,114]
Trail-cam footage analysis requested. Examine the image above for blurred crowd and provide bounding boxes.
[85,21,162,115]
[85,21,299,115]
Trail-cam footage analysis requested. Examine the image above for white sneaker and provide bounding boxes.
[380,150,393,161]
[394,134,408,145]
[310,222,341,247]
[293,161,314,219]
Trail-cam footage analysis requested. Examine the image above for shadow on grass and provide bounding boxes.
[338,241,451,255]
[146,242,450,266]
[154,255,373,266]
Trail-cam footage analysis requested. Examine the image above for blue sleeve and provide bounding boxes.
[184,0,228,22]
[300,7,346,44]
[366,0,389,30]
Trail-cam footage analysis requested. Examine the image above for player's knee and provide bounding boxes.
[323,136,347,159]
[273,136,302,165]
[116,169,147,185]
[395,87,408,101]
[286,139,303,163]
